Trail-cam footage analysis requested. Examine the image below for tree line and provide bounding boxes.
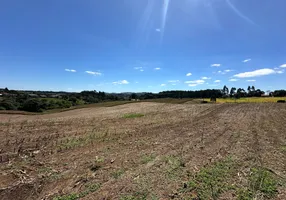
[0,86,285,112]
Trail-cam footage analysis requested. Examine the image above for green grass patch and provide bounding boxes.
[164,155,185,178]
[57,131,110,151]
[280,145,286,152]
[111,169,125,179]
[248,167,278,198]
[53,183,101,200]
[237,167,278,199]
[183,157,235,200]
[123,113,144,119]
[141,154,156,164]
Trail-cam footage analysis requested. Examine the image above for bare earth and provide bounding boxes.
[0,102,285,199]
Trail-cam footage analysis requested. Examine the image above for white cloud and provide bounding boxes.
[185,79,205,87]
[276,70,284,74]
[134,66,144,72]
[156,28,161,32]
[154,67,161,70]
[246,80,256,82]
[85,71,102,76]
[65,69,76,72]
[160,84,166,86]
[168,80,180,83]
[242,59,251,63]
[214,80,221,83]
[274,67,279,70]
[211,64,221,67]
[112,80,129,85]
[185,80,205,84]
[218,69,233,75]
[186,73,192,76]
[201,77,211,80]
[229,79,238,82]
[280,64,286,68]
[234,68,276,78]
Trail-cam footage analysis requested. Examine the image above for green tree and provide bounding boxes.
[22,99,43,112]
[130,93,138,99]
[0,99,18,110]
[222,85,229,97]
[230,87,236,97]
[247,86,251,94]
[251,86,255,91]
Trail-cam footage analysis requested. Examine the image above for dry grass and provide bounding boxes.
[0,102,286,200]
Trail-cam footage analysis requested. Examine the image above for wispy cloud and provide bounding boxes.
[243,59,251,63]
[246,80,256,82]
[217,69,233,75]
[234,68,277,78]
[211,64,221,67]
[201,77,211,80]
[156,28,161,32]
[134,66,144,72]
[225,0,256,25]
[112,80,129,85]
[185,79,205,87]
[214,80,221,83]
[65,69,76,73]
[229,79,238,82]
[168,80,180,83]
[154,67,161,70]
[186,73,192,76]
[85,71,102,76]
[160,84,166,86]
[185,80,205,84]
[280,64,286,68]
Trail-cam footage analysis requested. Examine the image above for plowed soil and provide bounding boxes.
[0,102,285,199]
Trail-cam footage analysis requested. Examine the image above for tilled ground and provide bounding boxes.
[0,102,285,200]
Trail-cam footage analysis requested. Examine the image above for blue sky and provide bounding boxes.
[1,0,286,93]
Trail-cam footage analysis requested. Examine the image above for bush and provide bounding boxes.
[22,99,43,112]
[0,106,6,110]
[0,99,18,110]
[277,100,285,103]
[201,100,208,104]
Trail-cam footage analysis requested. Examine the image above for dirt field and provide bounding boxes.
[0,102,285,200]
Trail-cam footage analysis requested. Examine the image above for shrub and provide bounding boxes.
[22,99,43,112]
[277,100,285,103]
[0,99,18,110]
[201,100,208,104]
[0,106,6,110]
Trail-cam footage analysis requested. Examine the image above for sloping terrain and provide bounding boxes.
[0,103,285,200]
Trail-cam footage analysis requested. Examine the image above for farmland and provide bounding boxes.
[0,102,286,200]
